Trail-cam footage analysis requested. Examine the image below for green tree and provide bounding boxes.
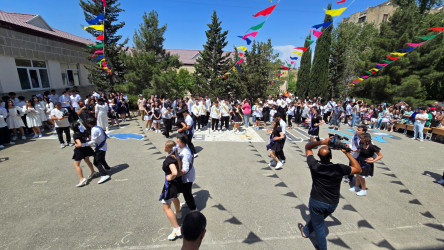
[309,3,333,98]
[122,10,182,96]
[194,10,231,97]
[296,33,313,98]
[392,0,443,13]
[80,0,128,89]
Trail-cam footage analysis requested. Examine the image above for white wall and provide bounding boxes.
[0,55,21,92]
[79,64,90,86]
[47,60,63,89]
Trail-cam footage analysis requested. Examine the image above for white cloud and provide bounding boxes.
[273,45,300,68]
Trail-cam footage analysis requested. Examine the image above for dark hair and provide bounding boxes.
[357,125,368,132]
[86,118,97,126]
[26,99,35,108]
[182,211,206,242]
[8,92,16,96]
[18,96,25,101]
[360,133,372,145]
[177,134,188,144]
[71,122,82,134]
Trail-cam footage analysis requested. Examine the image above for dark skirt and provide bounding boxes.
[159,178,182,201]
[234,114,242,123]
[359,162,374,177]
[72,147,94,161]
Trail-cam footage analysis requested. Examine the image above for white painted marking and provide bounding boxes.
[114,179,128,182]
[33,181,48,184]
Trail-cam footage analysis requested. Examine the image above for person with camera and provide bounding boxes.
[349,133,383,196]
[298,137,361,250]
[51,102,73,149]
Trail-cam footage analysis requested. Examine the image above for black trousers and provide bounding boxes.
[94,150,111,175]
[211,118,220,130]
[276,137,286,161]
[220,116,229,130]
[288,115,293,127]
[197,116,205,129]
[323,111,331,123]
[205,112,210,125]
[56,127,71,144]
[182,182,196,210]
[0,126,11,145]
[162,118,173,137]
[186,133,197,155]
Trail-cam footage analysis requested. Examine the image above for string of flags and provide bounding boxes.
[219,0,281,81]
[348,25,444,87]
[83,0,112,75]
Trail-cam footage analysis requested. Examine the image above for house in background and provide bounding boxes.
[0,10,94,97]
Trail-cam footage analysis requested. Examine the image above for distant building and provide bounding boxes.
[342,1,398,27]
[0,10,93,97]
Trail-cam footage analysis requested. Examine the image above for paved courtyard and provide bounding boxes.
[1,118,444,249]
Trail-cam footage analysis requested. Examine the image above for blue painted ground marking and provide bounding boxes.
[327,129,388,143]
[346,128,394,138]
[109,133,144,140]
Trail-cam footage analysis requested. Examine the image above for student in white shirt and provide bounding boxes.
[178,110,197,157]
[210,101,221,132]
[174,134,196,213]
[219,99,231,131]
[0,99,14,148]
[51,102,72,148]
[254,103,263,130]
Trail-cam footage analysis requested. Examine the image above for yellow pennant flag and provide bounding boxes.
[324,7,347,17]
[237,46,247,51]
[225,72,231,75]
[358,77,364,81]
[390,52,406,56]
[232,66,236,72]
[292,51,302,56]
[83,25,104,31]
[370,68,379,72]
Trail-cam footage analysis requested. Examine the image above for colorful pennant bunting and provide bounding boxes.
[86,13,104,25]
[406,42,425,47]
[312,21,333,30]
[248,21,266,31]
[309,29,323,38]
[290,56,298,60]
[428,27,444,31]
[237,36,252,45]
[324,7,347,17]
[237,46,247,51]
[83,25,104,31]
[243,32,258,40]
[292,51,303,56]
[253,4,277,17]
[295,47,308,52]
[306,39,314,45]
[397,48,414,52]
[417,35,437,40]
[390,52,407,56]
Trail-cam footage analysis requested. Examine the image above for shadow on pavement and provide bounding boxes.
[194,189,210,211]
[422,171,442,182]
[110,163,130,175]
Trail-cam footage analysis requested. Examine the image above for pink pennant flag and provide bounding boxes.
[90,50,104,57]
[361,76,369,79]
[243,32,258,40]
[376,63,388,67]
[309,29,322,38]
[236,58,244,64]
[406,42,425,47]
[291,61,294,65]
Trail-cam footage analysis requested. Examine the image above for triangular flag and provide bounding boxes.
[290,56,298,60]
[236,59,244,64]
[387,56,399,60]
[239,53,244,57]
[237,36,252,45]
[83,25,104,31]
[86,13,105,25]
[90,50,104,57]
[243,32,258,40]
[382,60,393,64]
[96,34,104,40]
[237,46,247,51]
[295,47,308,52]
[312,21,333,30]
[397,48,414,52]
[428,27,444,31]
[324,7,347,17]
[87,43,104,48]
[306,39,314,45]
[337,0,346,3]
[417,35,437,40]
[309,29,322,38]
[406,42,425,47]
[362,76,369,79]
[249,21,266,31]
[292,51,302,56]
[97,0,106,7]
[253,4,277,17]
[376,63,388,67]
[282,66,289,70]
[390,52,406,56]
[94,55,104,61]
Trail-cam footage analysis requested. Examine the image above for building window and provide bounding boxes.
[15,59,50,90]
[383,14,389,22]
[60,63,80,86]
[358,16,366,23]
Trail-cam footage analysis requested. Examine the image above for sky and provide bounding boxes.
[1,0,389,66]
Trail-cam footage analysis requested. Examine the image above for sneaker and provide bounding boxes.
[21,136,26,140]
[194,153,198,158]
[411,137,417,140]
[420,139,424,142]
[11,136,17,141]
[349,186,360,192]
[98,175,110,184]
[38,134,42,138]
[145,128,148,131]
[180,202,188,208]
[175,211,182,220]
[275,161,283,170]
[167,228,182,241]
[356,190,367,196]
[8,141,15,145]
[268,160,276,167]
[32,134,38,139]
[88,172,98,179]
[68,143,75,146]
[281,160,286,164]
[437,179,444,185]
[0,145,4,149]
[60,143,66,149]
[76,178,87,187]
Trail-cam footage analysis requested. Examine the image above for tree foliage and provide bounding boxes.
[296,34,313,98]
[80,0,128,89]
[194,10,231,97]
[309,3,333,98]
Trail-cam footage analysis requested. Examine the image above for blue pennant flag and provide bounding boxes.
[87,13,105,25]
[397,48,414,52]
[312,21,333,30]
[237,36,252,45]
[290,56,298,60]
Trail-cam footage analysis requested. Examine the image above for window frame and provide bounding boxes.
[15,59,51,90]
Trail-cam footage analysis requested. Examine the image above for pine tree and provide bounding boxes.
[296,33,313,98]
[194,10,230,97]
[80,0,128,89]
[123,10,182,96]
[309,3,333,98]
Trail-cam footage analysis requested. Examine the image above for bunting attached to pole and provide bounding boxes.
[86,13,105,25]
[83,25,104,31]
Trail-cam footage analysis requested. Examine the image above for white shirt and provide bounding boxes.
[48,94,59,104]
[70,94,81,108]
[59,95,71,108]
[220,103,230,117]
[192,104,200,116]
[210,105,221,119]
[254,106,263,118]
[51,108,70,128]
[178,146,195,183]
[82,126,107,151]
[279,119,287,135]
[415,113,429,125]
[185,114,195,135]
[0,108,8,128]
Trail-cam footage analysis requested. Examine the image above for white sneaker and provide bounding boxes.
[0,145,5,149]
[21,136,26,140]
[9,141,15,145]
[145,128,148,131]
[11,136,17,141]
[32,134,38,139]
[98,175,110,184]
[68,143,75,146]
[180,202,188,208]
[356,190,367,196]
[349,187,360,192]
[38,134,42,138]
[193,153,198,158]
[175,211,182,220]
[60,143,66,149]
[437,179,444,185]
[275,161,283,170]
[281,160,286,164]
[420,139,424,142]
[76,178,87,187]
[88,172,98,179]
[167,228,182,241]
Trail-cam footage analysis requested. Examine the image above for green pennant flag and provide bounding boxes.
[87,43,104,48]
[249,21,266,31]
[306,39,314,45]
[417,34,437,40]
[382,60,393,64]
[365,71,373,75]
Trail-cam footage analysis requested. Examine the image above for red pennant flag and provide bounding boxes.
[282,66,289,70]
[295,47,307,52]
[386,55,398,60]
[253,4,277,17]
[428,27,444,31]
[239,53,244,57]
[337,0,346,3]
[97,0,106,7]
[96,34,104,40]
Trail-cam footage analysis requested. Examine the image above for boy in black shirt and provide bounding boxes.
[298,137,361,250]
